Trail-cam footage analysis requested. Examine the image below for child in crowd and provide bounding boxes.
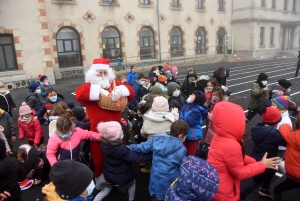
[42,160,95,201]
[127,65,137,85]
[167,82,187,110]
[196,75,210,93]
[133,103,146,144]
[0,82,16,117]
[212,66,227,86]
[165,71,179,84]
[164,62,171,72]
[149,66,159,86]
[181,68,198,99]
[226,67,231,78]
[240,106,286,199]
[142,76,151,94]
[0,138,26,201]
[34,88,80,122]
[179,90,208,156]
[200,86,227,157]
[0,108,16,151]
[272,116,300,200]
[154,75,168,93]
[46,116,100,166]
[0,125,11,155]
[94,121,152,201]
[38,74,54,98]
[26,82,43,113]
[72,106,90,130]
[207,102,281,201]
[165,156,220,201]
[16,144,50,186]
[130,120,189,201]
[18,102,43,147]
[116,75,127,84]
[171,66,179,79]
[204,78,218,102]
[246,73,269,123]
[269,79,292,100]
[48,101,74,122]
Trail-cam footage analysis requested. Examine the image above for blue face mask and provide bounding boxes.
[186,97,192,103]
[173,91,180,97]
[57,131,72,141]
[189,77,195,82]
[139,81,145,86]
[49,95,57,102]
[262,81,268,86]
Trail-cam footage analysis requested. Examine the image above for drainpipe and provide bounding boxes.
[156,0,162,63]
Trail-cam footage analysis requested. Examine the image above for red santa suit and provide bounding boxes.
[76,58,134,178]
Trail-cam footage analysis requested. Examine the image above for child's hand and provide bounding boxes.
[11,136,16,141]
[297,106,300,112]
[0,191,11,201]
[261,152,280,170]
[33,116,38,122]
[6,151,13,155]
[13,108,16,111]
[134,135,138,139]
[172,107,178,113]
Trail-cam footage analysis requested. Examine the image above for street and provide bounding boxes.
[10,58,300,201]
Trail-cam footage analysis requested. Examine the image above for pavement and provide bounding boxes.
[7,58,300,200]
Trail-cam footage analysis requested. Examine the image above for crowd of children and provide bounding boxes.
[0,63,299,201]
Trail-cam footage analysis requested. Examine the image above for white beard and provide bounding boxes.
[85,68,116,89]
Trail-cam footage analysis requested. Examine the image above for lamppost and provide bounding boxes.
[295,46,300,77]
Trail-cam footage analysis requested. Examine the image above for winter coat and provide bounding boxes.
[167,75,180,85]
[212,74,226,86]
[0,156,26,201]
[46,127,100,166]
[180,79,197,99]
[179,103,208,140]
[36,97,80,118]
[269,84,290,100]
[25,91,43,112]
[168,95,187,111]
[0,125,10,152]
[73,119,90,130]
[130,134,186,200]
[207,102,265,201]
[150,73,158,86]
[40,83,53,98]
[0,111,16,138]
[251,124,286,161]
[248,82,268,110]
[18,111,43,144]
[130,80,145,107]
[0,90,16,113]
[141,110,179,140]
[126,71,137,86]
[154,82,168,93]
[142,85,150,95]
[277,111,292,129]
[279,124,300,179]
[101,137,152,185]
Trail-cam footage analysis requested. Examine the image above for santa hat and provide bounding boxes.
[90,58,110,71]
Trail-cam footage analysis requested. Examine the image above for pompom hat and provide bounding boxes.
[19,102,32,115]
[164,62,171,71]
[152,96,169,112]
[91,58,110,71]
[38,74,47,82]
[273,96,294,109]
[158,75,167,83]
[262,106,282,125]
[98,121,122,141]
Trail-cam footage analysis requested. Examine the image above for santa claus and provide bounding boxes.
[76,58,134,180]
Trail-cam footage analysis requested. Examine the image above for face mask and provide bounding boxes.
[21,116,32,124]
[189,77,195,82]
[261,81,268,86]
[120,131,124,139]
[139,81,145,86]
[49,95,57,102]
[287,88,291,92]
[173,91,180,97]
[36,89,41,94]
[44,81,49,85]
[138,114,142,117]
[211,98,220,104]
[86,180,95,196]
[0,89,6,93]
[169,77,172,80]
[206,87,213,92]
[186,97,192,103]
[20,160,25,163]
[57,131,72,141]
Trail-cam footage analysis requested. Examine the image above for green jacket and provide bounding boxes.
[248,82,268,110]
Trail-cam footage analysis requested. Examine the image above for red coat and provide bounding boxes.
[76,80,134,132]
[207,102,265,201]
[18,111,43,144]
[279,124,300,179]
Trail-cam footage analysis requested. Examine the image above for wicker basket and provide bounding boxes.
[97,81,128,111]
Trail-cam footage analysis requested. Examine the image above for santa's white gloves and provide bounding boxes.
[111,88,122,101]
[100,88,109,96]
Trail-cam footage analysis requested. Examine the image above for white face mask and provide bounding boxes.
[36,89,41,94]
[120,131,124,139]
[0,89,6,93]
[287,88,291,92]
[81,180,95,197]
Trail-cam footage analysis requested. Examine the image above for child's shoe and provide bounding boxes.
[140,167,151,173]
[139,162,145,167]
[258,188,271,198]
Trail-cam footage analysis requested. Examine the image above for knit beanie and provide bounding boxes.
[0,82,4,88]
[49,160,93,199]
[38,74,47,82]
[0,138,6,159]
[149,86,163,95]
[278,79,292,89]
[28,82,40,92]
[164,62,171,71]
[72,106,86,121]
[257,73,268,81]
[152,96,169,112]
[261,106,282,125]
[165,156,220,201]
[167,82,180,96]
[192,90,206,106]
[165,71,173,79]
[97,121,122,141]
[158,75,167,83]
[273,96,294,109]
[186,68,197,79]
[19,102,32,115]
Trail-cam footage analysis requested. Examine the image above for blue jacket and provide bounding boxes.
[130,80,144,107]
[179,104,208,140]
[251,123,286,161]
[40,83,54,98]
[127,71,137,85]
[129,134,186,200]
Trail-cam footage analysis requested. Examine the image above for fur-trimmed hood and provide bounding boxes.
[143,110,177,123]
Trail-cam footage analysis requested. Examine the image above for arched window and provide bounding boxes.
[196,27,206,54]
[102,27,121,62]
[139,27,155,59]
[170,27,183,57]
[217,27,226,54]
[56,27,82,68]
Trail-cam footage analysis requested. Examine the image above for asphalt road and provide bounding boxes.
[8,58,300,201]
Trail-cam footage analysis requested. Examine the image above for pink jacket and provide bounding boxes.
[46,127,100,166]
[18,111,43,145]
